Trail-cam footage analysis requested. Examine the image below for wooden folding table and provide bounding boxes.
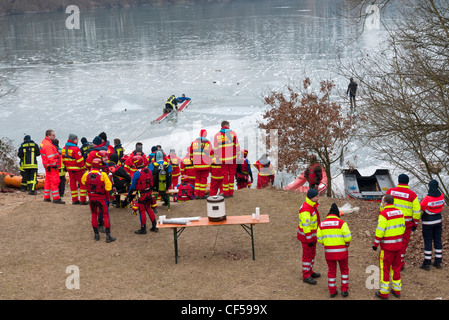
[158,215,270,263]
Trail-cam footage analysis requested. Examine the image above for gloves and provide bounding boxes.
[372,246,378,251]
[411,226,417,232]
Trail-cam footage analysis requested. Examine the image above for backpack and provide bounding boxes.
[307,164,321,185]
[178,182,194,201]
[136,167,153,192]
[86,172,106,195]
[153,162,171,192]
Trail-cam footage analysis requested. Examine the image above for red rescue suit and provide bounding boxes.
[40,136,61,201]
[254,160,275,189]
[213,126,240,196]
[169,153,182,189]
[62,141,87,203]
[83,169,112,229]
[190,131,214,197]
[210,159,223,197]
[133,167,156,228]
[180,155,196,187]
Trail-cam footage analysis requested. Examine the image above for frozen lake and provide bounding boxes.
[0,0,391,195]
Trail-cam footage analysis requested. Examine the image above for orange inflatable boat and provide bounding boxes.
[284,169,328,195]
[0,172,45,189]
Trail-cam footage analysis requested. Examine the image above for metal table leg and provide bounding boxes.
[173,227,186,264]
[241,224,255,260]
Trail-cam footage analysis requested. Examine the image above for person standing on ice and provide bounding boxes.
[346,77,358,112]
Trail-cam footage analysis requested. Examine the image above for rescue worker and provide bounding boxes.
[297,189,321,285]
[236,150,253,189]
[147,146,158,163]
[373,194,405,299]
[176,175,195,202]
[124,143,149,179]
[40,130,65,204]
[419,180,445,270]
[82,157,115,243]
[180,147,196,187]
[213,121,240,197]
[98,132,115,158]
[190,129,214,199]
[106,153,131,208]
[177,94,191,103]
[149,151,172,207]
[254,154,275,189]
[382,174,421,270]
[85,136,107,169]
[17,135,40,195]
[168,149,182,190]
[304,156,322,191]
[62,134,88,205]
[125,155,158,234]
[80,137,91,160]
[54,139,67,198]
[113,138,124,164]
[317,203,351,298]
[210,157,224,197]
[164,95,178,113]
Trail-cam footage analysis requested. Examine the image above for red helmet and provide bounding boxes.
[98,150,108,158]
[132,155,144,168]
[91,157,102,169]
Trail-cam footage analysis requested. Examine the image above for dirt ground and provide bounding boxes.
[1,185,449,302]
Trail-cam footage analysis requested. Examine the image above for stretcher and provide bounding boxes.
[151,99,191,123]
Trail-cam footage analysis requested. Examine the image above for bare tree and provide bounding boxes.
[259,78,360,197]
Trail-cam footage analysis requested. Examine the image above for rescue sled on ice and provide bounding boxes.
[152,99,191,124]
[284,169,327,195]
[342,168,394,201]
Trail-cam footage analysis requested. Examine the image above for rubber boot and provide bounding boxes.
[135,225,147,234]
[98,219,105,233]
[150,219,158,233]
[53,198,66,204]
[93,227,100,241]
[105,227,116,243]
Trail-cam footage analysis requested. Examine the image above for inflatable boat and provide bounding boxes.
[0,172,45,189]
[284,169,327,195]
